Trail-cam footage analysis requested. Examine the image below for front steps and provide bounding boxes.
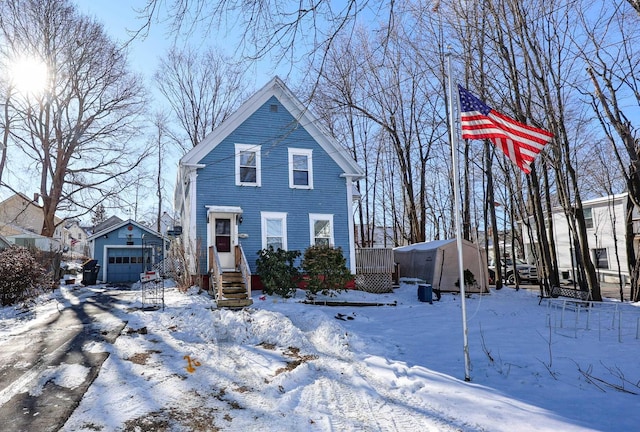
[214,271,253,308]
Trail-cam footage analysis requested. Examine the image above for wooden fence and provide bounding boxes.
[355,248,394,293]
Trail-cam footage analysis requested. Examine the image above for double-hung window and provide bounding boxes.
[309,213,334,247]
[288,148,313,189]
[261,212,287,250]
[583,208,593,229]
[593,248,609,269]
[235,144,261,186]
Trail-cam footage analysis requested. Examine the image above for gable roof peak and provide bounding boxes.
[179,76,364,180]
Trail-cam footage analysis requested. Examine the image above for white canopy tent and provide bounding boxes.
[394,239,488,293]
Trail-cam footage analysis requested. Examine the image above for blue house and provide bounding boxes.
[88,219,168,284]
[174,77,365,306]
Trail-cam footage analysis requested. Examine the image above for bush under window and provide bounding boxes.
[301,245,352,297]
[256,246,301,298]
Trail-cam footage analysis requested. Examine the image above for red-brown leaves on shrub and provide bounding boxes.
[0,246,47,306]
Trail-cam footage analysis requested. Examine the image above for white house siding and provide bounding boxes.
[523,194,637,283]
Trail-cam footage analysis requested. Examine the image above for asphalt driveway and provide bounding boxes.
[0,286,131,432]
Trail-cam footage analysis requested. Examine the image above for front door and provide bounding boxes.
[210,213,238,270]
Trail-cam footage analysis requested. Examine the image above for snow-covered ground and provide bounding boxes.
[2,282,639,431]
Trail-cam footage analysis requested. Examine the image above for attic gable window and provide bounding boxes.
[288,148,313,189]
[235,143,261,187]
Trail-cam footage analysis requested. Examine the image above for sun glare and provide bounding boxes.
[10,57,48,95]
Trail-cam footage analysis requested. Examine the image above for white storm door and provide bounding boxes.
[212,214,237,270]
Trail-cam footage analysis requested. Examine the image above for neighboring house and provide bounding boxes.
[522,193,637,284]
[87,219,168,283]
[0,192,64,250]
[1,223,62,251]
[64,219,90,256]
[92,215,123,234]
[156,211,175,235]
[354,224,404,249]
[174,76,365,305]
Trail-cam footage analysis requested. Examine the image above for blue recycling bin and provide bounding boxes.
[418,284,433,304]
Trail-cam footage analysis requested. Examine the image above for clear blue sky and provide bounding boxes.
[75,1,163,83]
[74,0,282,91]
[70,1,283,221]
[1,1,300,220]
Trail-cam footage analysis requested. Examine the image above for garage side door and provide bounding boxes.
[107,248,144,283]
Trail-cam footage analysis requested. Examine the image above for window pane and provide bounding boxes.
[266,237,283,250]
[215,219,231,235]
[215,219,231,253]
[240,151,256,167]
[266,219,282,237]
[314,220,331,238]
[594,248,608,269]
[293,170,308,186]
[315,237,330,247]
[584,208,593,229]
[123,257,130,264]
[240,166,256,183]
[293,154,308,170]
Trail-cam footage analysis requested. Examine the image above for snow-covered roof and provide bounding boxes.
[393,239,456,252]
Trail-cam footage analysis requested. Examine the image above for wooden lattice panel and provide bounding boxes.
[355,273,394,293]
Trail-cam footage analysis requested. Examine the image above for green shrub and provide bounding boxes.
[0,246,47,306]
[256,247,301,298]
[301,245,352,297]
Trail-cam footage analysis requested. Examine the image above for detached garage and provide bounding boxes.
[394,239,489,293]
[88,219,168,284]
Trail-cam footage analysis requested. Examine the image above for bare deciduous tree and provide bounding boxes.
[0,0,149,237]
[137,0,392,77]
[154,47,250,151]
[579,1,640,300]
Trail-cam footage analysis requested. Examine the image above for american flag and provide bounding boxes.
[458,85,553,174]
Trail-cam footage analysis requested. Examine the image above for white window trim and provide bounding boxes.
[235,143,262,187]
[309,213,334,246]
[288,148,313,189]
[583,207,593,229]
[261,211,288,250]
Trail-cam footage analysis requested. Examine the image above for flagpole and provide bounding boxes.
[446,50,471,382]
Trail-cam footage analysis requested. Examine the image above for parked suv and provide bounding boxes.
[488,258,538,285]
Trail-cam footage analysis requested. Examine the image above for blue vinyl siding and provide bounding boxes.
[194,96,351,274]
[92,223,165,283]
